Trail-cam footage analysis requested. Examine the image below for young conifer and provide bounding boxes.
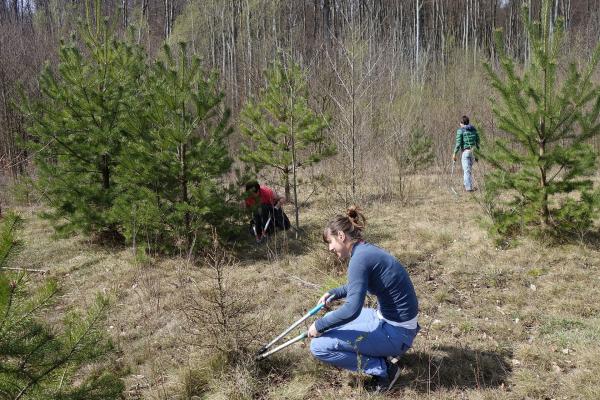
[0,213,123,399]
[483,0,600,238]
[23,3,147,239]
[113,43,234,252]
[240,57,335,230]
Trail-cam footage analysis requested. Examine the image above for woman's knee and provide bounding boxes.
[310,337,332,360]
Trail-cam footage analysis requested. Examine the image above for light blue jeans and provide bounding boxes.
[310,308,418,378]
[462,149,474,191]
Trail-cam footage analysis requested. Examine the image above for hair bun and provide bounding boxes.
[346,205,365,229]
[346,205,359,220]
[323,205,366,243]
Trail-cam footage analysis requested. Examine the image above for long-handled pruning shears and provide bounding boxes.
[252,214,271,243]
[449,159,459,196]
[255,295,335,360]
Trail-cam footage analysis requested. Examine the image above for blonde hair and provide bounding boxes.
[323,205,366,243]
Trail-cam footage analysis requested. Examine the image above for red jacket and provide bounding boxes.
[245,186,277,208]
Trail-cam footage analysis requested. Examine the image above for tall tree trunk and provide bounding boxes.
[0,1,6,23]
[230,0,237,108]
[137,0,148,44]
[245,0,252,99]
[323,0,331,42]
[209,0,216,68]
[122,0,128,28]
[491,0,497,60]
[11,0,18,21]
[221,5,226,85]
[313,0,317,39]
[350,3,356,198]
[302,0,306,53]
[164,0,173,38]
[415,0,421,71]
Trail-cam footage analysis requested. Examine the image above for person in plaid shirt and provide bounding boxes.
[452,115,480,192]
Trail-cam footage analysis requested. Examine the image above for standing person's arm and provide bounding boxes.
[452,129,463,161]
[474,129,481,161]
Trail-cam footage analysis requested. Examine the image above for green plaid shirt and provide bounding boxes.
[453,125,480,154]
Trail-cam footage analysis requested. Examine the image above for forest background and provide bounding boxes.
[2,0,599,195]
[1,0,600,399]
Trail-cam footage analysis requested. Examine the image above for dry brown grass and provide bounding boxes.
[7,177,600,399]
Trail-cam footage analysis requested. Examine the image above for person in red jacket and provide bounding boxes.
[244,180,290,241]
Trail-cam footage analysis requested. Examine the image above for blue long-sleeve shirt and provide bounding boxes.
[315,242,419,333]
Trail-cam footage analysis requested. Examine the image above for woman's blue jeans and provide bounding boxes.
[310,308,418,378]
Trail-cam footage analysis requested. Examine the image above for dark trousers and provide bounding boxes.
[251,204,291,237]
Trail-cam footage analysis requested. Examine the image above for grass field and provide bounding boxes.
[9,179,600,399]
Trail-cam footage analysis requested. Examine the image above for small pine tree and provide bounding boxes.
[391,126,434,200]
[0,213,123,399]
[482,0,600,238]
[182,235,259,362]
[22,4,147,239]
[240,57,336,231]
[113,43,234,252]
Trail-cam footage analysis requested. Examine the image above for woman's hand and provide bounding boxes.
[308,322,321,338]
[318,292,333,307]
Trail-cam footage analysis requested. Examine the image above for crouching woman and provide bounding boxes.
[308,206,419,392]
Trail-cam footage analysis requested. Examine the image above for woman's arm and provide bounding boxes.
[327,285,348,300]
[313,257,368,333]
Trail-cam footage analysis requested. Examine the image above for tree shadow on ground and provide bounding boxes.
[583,231,600,247]
[562,229,600,248]
[393,346,512,393]
[232,219,324,263]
